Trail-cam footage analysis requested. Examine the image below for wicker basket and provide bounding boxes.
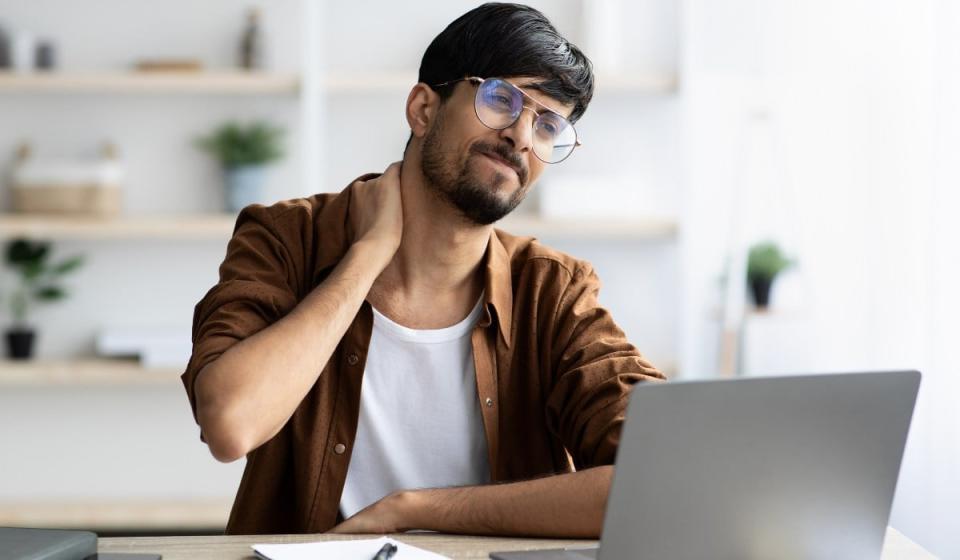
[12,184,122,216]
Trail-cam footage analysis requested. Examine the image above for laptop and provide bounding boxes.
[491,370,920,560]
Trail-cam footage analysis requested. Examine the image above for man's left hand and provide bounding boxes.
[329,491,419,534]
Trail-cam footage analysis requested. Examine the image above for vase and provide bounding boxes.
[5,328,35,360]
[225,165,267,212]
[749,277,774,309]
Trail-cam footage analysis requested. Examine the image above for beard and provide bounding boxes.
[420,113,530,226]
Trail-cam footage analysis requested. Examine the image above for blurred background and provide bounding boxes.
[0,0,955,557]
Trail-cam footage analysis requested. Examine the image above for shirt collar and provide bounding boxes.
[483,228,514,348]
[311,175,514,348]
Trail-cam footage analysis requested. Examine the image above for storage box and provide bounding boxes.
[12,183,122,215]
[9,142,125,216]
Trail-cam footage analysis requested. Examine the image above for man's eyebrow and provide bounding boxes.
[518,82,574,117]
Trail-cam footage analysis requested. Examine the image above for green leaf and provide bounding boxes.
[21,261,45,281]
[6,238,49,266]
[51,256,84,275]
[34,286,66,301]
[196,120,285,166]
[747,241,794,282]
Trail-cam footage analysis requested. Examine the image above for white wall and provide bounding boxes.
[680,0,959,556]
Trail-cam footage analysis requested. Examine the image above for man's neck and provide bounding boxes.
[368,159,490,325]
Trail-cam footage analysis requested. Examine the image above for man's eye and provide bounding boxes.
[537,118,561,137]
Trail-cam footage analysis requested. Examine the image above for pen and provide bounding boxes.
[372,542,398,560]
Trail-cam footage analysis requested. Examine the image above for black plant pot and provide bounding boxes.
[749,277,774,309]
[5,328,36,360]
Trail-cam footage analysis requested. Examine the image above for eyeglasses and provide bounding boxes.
[431,76,582,164]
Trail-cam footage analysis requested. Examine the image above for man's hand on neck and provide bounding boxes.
[368,155,491,329]
[348,161,406,271]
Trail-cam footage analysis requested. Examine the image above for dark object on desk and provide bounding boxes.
[85,554,161,560]
[491,549,596,560]
[372,542,397,560]
[0,527,96,560]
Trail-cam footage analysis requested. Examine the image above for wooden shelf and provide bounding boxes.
[0,70,676,96]
[0,71,300,95]
[0,213,676,241]
[0,359,182,387]
[0,214,237,240]
[0,499,231,531]
[500,215,678,240]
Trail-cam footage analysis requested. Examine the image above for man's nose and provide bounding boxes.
[498,107,537,153]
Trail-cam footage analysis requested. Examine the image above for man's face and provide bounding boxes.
[420,77,575,226]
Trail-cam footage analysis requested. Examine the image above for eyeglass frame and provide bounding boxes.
[429,76,583,164]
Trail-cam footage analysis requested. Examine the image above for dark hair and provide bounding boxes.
[418,3,594,123]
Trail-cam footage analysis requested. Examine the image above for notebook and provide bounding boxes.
[0,527,97,560]
[252,536,449,560]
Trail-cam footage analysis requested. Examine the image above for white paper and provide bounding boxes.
[252,536,450,560]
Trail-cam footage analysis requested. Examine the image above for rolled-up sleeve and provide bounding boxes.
[181,205,300,423]
[545,263,665,469]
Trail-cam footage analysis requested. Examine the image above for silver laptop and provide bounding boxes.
[491,371,920,560]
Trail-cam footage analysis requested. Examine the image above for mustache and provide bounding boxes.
[471,142,528,184]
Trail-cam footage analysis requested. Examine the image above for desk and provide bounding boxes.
[99,527,934,559]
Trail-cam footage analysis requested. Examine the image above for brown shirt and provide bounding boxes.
[181,175,665,535]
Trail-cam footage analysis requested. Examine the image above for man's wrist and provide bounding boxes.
[349,238,397,272]
[389,489,432,532]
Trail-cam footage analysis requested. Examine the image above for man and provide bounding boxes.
[182,2,663,538]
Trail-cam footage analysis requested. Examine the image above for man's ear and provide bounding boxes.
[406,83,439,139]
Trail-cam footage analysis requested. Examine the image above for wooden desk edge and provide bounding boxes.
[98,527,936,559]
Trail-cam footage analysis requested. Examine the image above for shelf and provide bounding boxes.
[0,214,237,240]
[500,215,678,240]
[0,70,676,96]
[0,499,231,531]
[0,213,676,241]
[0,71,300,95]
[0,359,182,387]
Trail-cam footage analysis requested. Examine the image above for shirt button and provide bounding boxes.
[346,353,359,366]
[485,398,494,407]
[334,443,346,454]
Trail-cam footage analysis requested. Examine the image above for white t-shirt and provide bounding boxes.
[339,296,491,518]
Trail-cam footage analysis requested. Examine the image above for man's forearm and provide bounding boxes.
[197,240,392,462]
[403,466,613,538]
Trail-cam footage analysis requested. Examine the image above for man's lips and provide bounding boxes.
[480,152,521,179]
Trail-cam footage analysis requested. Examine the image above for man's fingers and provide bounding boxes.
[383,160,402,179]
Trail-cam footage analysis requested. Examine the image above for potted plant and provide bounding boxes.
[196,121,285,212]
[746,241,793,309]
[3,238,84,359]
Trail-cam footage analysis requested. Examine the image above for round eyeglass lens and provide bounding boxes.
[533,111,577,163]
[476,79,522,128]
